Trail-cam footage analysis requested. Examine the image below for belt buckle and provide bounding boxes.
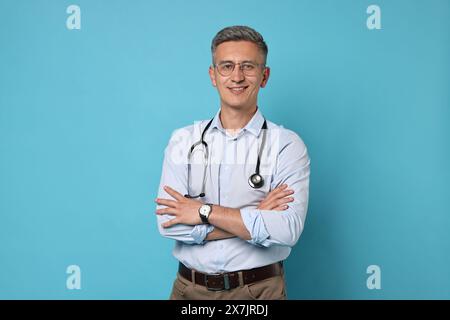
[205,273,231,291]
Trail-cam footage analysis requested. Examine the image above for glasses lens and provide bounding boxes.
[216,62,261,76]
[217,62,234,76]
[241,62,257,76]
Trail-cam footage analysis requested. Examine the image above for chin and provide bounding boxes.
[222,97,255,109]
[223,101,251,110]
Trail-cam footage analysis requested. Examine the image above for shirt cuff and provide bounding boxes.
[240,208,270,246]
[190,224,215,244]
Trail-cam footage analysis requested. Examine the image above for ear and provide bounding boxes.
[209,65,217,87]
[260,67,270,88]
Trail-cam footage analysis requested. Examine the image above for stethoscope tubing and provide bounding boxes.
[185,117,267,198]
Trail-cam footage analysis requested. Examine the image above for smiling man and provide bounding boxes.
[155,26,310,300]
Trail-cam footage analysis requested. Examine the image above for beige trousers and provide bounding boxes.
[169,272,287,300]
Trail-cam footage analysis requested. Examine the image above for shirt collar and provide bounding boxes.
[210,107,265,138]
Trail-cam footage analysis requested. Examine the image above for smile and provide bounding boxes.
[228,86,249,95]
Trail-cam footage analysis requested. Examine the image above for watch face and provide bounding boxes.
[200,205,210,215]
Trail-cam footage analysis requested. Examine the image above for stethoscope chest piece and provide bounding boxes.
[248,173,264,189]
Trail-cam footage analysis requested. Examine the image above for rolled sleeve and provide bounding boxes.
[240,208,270,246]
[190,224,215,244]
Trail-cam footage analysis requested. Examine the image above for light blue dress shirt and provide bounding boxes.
[156,108,310,273]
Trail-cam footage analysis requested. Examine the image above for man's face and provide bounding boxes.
[209,41,270,112]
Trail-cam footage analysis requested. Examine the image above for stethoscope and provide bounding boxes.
[184,117,268,198]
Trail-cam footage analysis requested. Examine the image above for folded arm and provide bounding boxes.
[205,184,294,241]
[156,128,295,244]
[156,130,310,248]
[198,132,310,247]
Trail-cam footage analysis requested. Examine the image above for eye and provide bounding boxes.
[242,63,255,71]
[220,63,234,71]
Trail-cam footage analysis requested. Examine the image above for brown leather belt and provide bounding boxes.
[178,262,283,291]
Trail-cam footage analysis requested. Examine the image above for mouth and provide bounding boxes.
[228,86,249,95]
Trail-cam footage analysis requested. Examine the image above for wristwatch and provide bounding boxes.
[198,203,213,224]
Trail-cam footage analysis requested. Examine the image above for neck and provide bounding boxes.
[219,105,258,134]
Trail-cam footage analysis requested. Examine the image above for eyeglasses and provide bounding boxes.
[214,61,265,77]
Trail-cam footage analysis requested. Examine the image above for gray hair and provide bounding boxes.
[211,26,268,64]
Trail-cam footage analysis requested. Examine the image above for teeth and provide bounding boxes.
[231,87,245,91]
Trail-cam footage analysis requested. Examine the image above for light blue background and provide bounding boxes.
[0,0,449,299]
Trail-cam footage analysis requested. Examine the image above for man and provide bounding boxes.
[155,26,310,300]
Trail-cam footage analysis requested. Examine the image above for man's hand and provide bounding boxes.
[155,186,203,228]
[257,183,294,210]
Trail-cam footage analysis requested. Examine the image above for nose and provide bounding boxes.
[230,63,245,83]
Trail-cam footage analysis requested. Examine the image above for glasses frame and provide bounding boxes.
[213,61,266,77]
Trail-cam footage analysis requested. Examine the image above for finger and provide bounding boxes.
[273,204,289,211]
[268,190,294,204]
[264,187,281,200]
[266,184,289,200]
[263,196,291,210]
[271,184,288,195]
[256,201,267,210]
[275,184,288,192]
[162,218,180,228]
[258,185,289,209]
[273,189,294,200]
[155,208,177,215]
[275,197,294,206]
[164,186,184,201]
[258,200,280,211]
[155,198,178,208]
